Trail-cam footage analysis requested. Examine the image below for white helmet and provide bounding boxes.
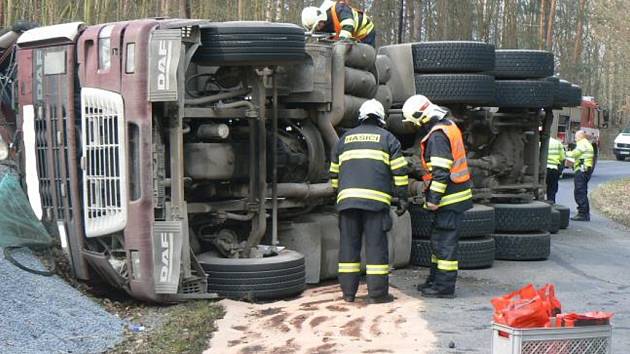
[402,95,447,127]
[358,99,386,126]
[320,0,335,11]
[301,6,327,32]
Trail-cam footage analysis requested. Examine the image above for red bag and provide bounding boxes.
[556,312,613,327]
[491,283,562,328]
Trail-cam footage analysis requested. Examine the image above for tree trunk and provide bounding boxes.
[573,0,588,66]
[538,0,547,49]
[545,0,557,50]
[412,0,422,41]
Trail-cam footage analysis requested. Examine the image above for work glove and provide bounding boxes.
[396,198,409,216]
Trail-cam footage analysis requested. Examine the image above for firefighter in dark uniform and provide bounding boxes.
[301,1,376,47]
[330,99,409,304]
[402,95,473,298]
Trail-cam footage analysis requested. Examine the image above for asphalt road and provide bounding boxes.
[391,160,630,354]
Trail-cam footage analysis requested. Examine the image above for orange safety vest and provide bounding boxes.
[420,123,471,183]
[330,1,370,41]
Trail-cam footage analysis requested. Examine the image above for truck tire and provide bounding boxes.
[566,84,582,107]
[410,237,495,269]
[375,54,393,84]
[411,41,495,73]
[495,80,554,108]
[553,80,572,108]
[194,22,305,66]
[199,250,306,301]
[553,204,570,229]
[375,85,393,111]
[549,208,560,234]
[493,201,552,232]
[494,50,554,79]
[410,203,496,239]
[493,231,551,261]
[414,74,495,105]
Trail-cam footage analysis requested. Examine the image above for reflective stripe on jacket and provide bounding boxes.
[421,121,471,184]
[330,123,408,212]
[567,138,594,171]
[420,119,473,210]
[329,1,374,40]
[547,137,566,170]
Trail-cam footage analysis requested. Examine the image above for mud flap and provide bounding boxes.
[153,221,183,294]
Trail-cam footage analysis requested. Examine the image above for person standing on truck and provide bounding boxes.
[329,99,409,304]
[566,130,594,221]
[546,135,566,203]
[402,95,473,299]
[301,0,376,47]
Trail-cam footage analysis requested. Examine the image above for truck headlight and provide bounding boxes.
[0,136,8,160]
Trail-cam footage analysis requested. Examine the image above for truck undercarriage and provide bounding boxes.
[7,19,583,302]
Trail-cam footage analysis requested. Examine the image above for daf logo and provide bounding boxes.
[159,232,173,282]
[156,40,171,91]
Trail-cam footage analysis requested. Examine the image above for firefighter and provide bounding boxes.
[402,95,473,298]
[301,1,376,47]
[330,99,409,304]
[546,135,566,203]
[566,130,595,221]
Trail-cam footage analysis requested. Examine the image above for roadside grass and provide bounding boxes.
[50,248,224,353]
[110,300,225,354]
[591,177,630,228]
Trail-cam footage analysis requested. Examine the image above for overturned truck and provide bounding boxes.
[9,19,581,302]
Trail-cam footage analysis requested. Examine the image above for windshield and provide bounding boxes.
[622,128,630,134]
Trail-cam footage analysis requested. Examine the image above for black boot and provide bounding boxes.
[343,295,355,303]
[366,294,394,304]
[571,214,590,221]
[417,280,433,291]
[421,287,455,299]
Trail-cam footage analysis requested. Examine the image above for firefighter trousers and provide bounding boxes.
[338,209,390,299]
[546,168,560,203]
[574,169,592,216]
[427,209,463,294]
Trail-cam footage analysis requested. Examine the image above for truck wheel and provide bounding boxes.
[616,154,625,161]
[410,203,495,239]
[494,50,554,79]
[375,54,393,84]
[411,41,495,73]
[553,204,570,229]
[414,74,495,105]
[199,250,306,301]
[193,22,305,66]
[493,201,551,232]
[495,80,554,108]
[553,80,572,108]
[493,231,551,261]
[566,84,582,107]
[410,237,495,269]
[549,208,560,234]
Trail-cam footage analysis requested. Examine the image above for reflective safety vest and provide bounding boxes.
[547,137,566,170]
[567,138,594,171]
[330,1,375,41]
[420,123,471,184]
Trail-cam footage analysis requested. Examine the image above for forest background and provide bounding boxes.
[1,0,628,129]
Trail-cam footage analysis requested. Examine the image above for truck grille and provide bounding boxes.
[81,88,127,237]
[617,143,630,148]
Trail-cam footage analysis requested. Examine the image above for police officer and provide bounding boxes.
[566,130,595,221]
[301,1,376,47]
[330,99,409,304]
[546,135,566,203]
[402,95,473,298]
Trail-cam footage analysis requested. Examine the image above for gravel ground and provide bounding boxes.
[0,248,124,354]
